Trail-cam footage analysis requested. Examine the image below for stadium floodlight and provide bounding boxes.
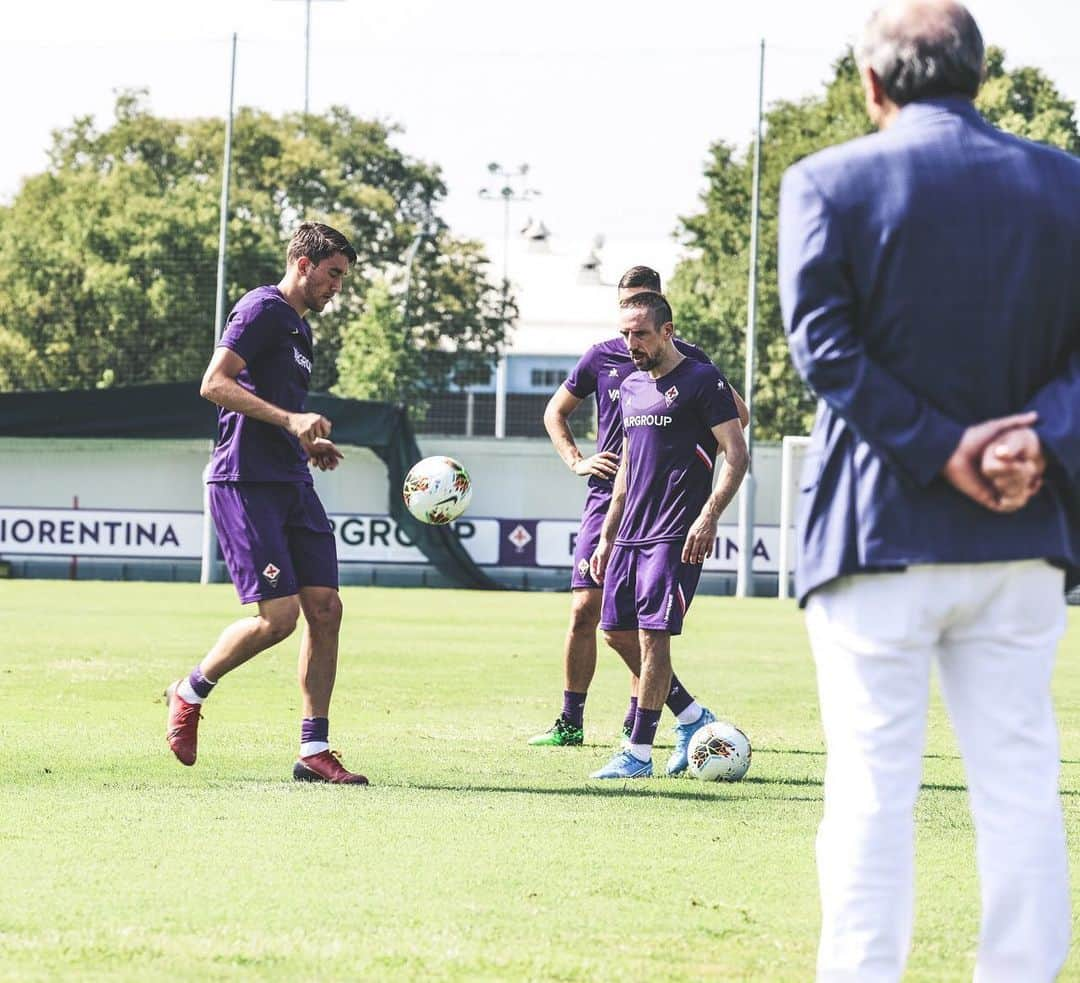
[479,163,540,438]
[478,162,541,287]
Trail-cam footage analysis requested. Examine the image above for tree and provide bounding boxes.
[334,234,514,421]
[0,90,509,394]
[668,48,1080,440]
[332,277,409,402]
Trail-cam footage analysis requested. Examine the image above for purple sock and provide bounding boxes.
[301,717,329,745]
[622,696,638,734]
[629,707,662,748]
[189,666,216,700]
[562,690,587,729]
[665,673,694,716]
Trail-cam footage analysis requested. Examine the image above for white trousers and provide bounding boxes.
[806,561,1070,983]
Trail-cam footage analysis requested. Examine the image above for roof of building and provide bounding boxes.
[484,224,686,357]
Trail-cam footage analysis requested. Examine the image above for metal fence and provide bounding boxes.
[413,392,594,439]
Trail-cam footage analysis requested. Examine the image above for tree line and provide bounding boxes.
[668,48,1080,439]
[0,90,510,417]
[0,48,1075,439]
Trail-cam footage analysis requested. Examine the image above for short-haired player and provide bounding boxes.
[589,291,749,778]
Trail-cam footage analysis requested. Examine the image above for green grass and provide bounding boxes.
[1,580,1079,981]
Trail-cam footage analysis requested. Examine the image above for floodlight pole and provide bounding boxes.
[402,216,435,322]
[735,38,765,599]
[478,163,540,438]
[201,33,238,586]
[275,0,344,114]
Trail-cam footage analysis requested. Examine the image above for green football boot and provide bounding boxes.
[528,716,584,747]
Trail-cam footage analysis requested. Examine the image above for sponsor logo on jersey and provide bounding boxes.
[262,562,281,586]
[664,385,679,406]
[294,348,312,373]
[623,413,673,428]
[607,389,620,402]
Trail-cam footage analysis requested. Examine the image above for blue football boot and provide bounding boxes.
[667,707,716,776]
[589,750,653,779]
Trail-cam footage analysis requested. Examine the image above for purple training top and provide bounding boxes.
[564,337,709,491]
[208,285,314,485]
[616,357,738,546]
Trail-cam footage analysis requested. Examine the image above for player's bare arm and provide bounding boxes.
[543,385,619,479]
[200,347,341,462]
[731,387,750,429]
[590,439,629,584]
[682,419,749,565]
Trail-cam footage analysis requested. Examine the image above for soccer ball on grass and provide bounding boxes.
[687,720,752,782]
[402,456,473,525]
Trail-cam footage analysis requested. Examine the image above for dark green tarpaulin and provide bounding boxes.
[0,382,502,589]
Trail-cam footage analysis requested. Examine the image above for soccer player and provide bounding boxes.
[589,291,748,778]
[165,222,369,785]
[530,268,747,765]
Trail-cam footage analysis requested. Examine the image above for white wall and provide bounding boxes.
[0,436,784,524]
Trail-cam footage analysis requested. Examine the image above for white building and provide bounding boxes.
[417,221,685,436]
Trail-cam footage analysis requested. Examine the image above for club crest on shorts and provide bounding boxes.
[262,562,281,586]
[578,558,590,577]
[664,385,679,406]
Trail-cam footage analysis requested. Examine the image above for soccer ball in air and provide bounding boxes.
[402,456,473,525]
[687,720,752,782]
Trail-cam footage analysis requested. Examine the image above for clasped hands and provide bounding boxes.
[943,412,1045,513]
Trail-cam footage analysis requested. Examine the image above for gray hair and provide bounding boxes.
[856,1,984,105]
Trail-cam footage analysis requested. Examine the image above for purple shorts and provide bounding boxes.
[209,482,338,604]
[570,485,611,589]
[600,540,703,636]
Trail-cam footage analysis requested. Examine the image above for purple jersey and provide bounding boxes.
[208,285,314,484]
[563,337,710,491]
[616,357,738,545]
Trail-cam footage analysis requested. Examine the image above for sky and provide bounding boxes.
[2,1,1078,249]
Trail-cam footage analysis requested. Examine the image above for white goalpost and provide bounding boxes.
[777,435,811,600]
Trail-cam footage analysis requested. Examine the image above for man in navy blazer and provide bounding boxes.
[779,1,1080,979]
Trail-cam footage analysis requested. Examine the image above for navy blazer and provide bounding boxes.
[778,97,1080,604]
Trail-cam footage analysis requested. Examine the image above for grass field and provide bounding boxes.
[2,580,1079,981]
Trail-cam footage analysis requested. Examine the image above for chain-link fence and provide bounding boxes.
[413,392,594,439]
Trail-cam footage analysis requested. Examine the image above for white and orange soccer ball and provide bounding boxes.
[687,720,752,782]
[402,456,473,525]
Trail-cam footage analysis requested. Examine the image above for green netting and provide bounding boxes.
[0,382,502,589]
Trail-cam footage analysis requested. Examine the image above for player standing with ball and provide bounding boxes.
[589,291,748,778]
[530,267,748,765]
[165,222,369,785]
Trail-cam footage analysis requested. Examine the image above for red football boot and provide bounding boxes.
[165,680,201,766]
[293,750,369,785]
